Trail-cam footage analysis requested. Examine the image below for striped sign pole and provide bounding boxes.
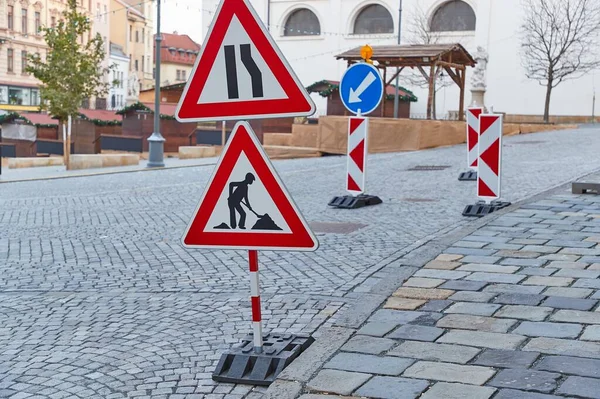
[248,250,263,352]
[467,107,484,170]
[477,114,503,203]
[346,117,368,195]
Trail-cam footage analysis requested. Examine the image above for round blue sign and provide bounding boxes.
[339,63,384,116]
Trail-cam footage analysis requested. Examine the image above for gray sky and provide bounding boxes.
[158,0,208,44]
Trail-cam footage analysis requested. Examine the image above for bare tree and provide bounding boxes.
[521,0,600,123]
[399,3,454,119]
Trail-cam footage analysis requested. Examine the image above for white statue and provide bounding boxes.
[472,46,488,90]
[127,74,140,98]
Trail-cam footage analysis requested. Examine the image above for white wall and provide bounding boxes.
[199,0,599,118]
[108,55,129,110]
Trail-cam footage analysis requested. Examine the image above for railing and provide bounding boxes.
[95,134,143,153]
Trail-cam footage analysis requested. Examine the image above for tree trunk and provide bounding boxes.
[544,79,553,124]
[66,114,72,170]
[62,122,67,169]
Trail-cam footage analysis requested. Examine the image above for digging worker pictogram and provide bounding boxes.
[228,173,256,229]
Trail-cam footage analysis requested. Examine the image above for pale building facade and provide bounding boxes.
[107,41,128,110]
[155,31,200,87]
[201,0,598,119]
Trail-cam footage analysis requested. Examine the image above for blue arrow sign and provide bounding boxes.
[339,63,384,116]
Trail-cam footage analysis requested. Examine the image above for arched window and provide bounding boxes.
[430,0,476,32]
[283,8,320,36]
[353,4,394,34]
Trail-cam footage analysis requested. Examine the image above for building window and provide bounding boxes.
[51,16,56,28]
[31,89,40,106]
[35,11,41,33]
[21,50,27,73]
[181,70,186,80]
[283,8,320,36]
[7,6,13,30]
[129,25,132,41]
[135,59,138,71]
[21,8,27,34]
[7,49,13,72]
[135,30,139,42]
[176,69,180,80]
[141,57,144,72]
[103,5,107,22]
[141,28,144,41]
[353,4,394,34]
[96,3,100,19]
[430,0,476,32]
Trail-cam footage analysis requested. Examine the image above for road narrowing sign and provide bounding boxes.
[175,0,316,122]
[182,121,319,251]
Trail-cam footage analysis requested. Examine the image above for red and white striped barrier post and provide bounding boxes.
[346,117,368,195]
[467,107,484,170]
[248,250,262,352]
[477,113,503,203]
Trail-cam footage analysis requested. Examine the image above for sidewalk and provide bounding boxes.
[268,183,600,399]
[0,156,219,183]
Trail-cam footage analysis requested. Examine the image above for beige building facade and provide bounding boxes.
[156,31,199,88]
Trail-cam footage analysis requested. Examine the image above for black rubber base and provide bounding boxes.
[458,170,477,181]
[573,182,600,195]
[328,194,383,209]
[212,333,314,386]
[463,200,512,217]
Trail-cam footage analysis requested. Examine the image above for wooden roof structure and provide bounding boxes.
[336,44,476,120]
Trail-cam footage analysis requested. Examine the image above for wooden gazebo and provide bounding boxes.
[336,44,476,121]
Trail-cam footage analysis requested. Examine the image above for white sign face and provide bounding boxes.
[205,152,291,233]
[198,15,288,104]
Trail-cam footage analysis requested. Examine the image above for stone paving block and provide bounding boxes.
[510,239,549,245]
[437,330,526,350]
[551,309,600,324]
[547,240,595,248]
[419,382,496,399]
[340,335,396,355]
[440,280,488,291]
[543,286,593,298]
[461,256,501,264]
[465,273,526,284]
[437,314,517,333]
[593,291,600,300]
[518,267,557,276]
[306,369,371,396]
[486,243,525,251]
[453,240,488,249]
[325,353,414,376]
[582,325,600,341]
[424,260,461,270]
[542,296,597,310]
[449,291,496,303]
[496,250,541,259]
[488,369,560,393]
[523,337,600,358]
[473,349,539,368]
[444,302,501,316]
[357,322,398,337]
[419,300,453,312]
[392,287,455,300]
[408,312,444,327]
[464,235,510,244]
[389,341,480,364]
[355,376,429,399]
[522,276,574,287]
[580,256,600,264]
[369,309,425,325]
[521,245,561,254]
[436,254,464,262]
[546,261,587,269]
[535,355,600,378]
[402,361,496,385]
[556,376,600,398]
[446,248,498,256]
[403,277,445,288]
[457,264,520,274]
[383,297,426,310]
[413,270,470,280]
[493,389,564,399]
[500,258,547,267]
[589,263,600,270]
[495,305,553,321]
[512,321,582,338]
[553,268,600,278]
[493,293,545,306]
[574,278,600,289]
[387,324,444,342]
[540,254,581,262]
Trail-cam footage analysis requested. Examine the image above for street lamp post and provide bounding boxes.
[147,0,165,168]
[393,0,403,119]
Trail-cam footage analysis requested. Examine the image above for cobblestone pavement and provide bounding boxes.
[294,193,600,399]
[2,127,600,398]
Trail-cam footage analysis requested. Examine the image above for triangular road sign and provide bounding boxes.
[175,0,316,122]
[182,121,319,251]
